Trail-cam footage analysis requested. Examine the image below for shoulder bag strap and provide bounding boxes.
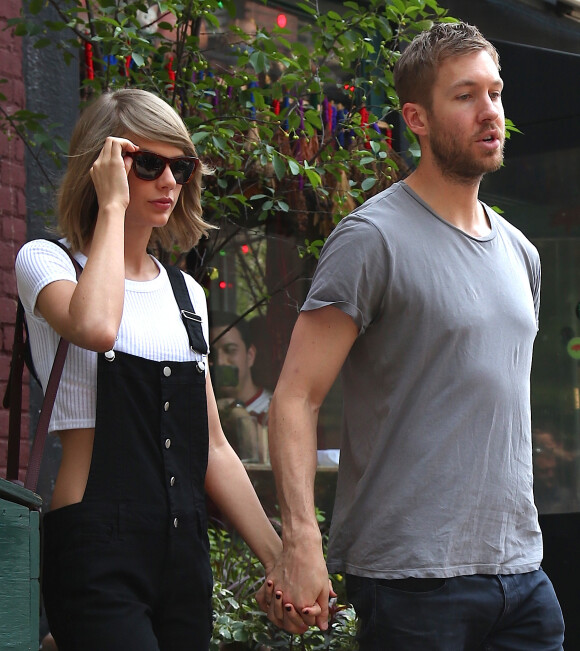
[20,240,82,491]
[165,264,208,356]
[4,299,28,482]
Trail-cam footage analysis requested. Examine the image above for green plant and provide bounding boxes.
[2,0,453,298]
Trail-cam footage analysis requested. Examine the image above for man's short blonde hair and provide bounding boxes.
[394,22,500,110]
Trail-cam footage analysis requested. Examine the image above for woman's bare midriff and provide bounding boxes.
[50,428,95,511]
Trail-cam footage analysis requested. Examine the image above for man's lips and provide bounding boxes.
[476,129,502,143]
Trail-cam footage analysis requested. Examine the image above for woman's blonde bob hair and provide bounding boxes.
[58,88,214,253]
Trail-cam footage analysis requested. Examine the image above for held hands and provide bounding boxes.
[89,137,139,213]
[256,544,337,634]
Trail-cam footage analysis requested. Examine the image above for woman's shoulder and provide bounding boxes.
[16,238,74,270]
[16,239,80,311]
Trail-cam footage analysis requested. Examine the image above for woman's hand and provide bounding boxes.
[89,137,139,214]
[256,572,337,634]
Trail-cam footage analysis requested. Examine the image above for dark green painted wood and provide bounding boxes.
[0,478,42,510]
[0,479,42,650]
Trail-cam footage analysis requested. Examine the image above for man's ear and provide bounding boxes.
[247,343,257,368]
[401,102,428,137]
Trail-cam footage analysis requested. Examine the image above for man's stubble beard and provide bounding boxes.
[429,125,505,186]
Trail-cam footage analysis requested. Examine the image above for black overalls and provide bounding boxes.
[42,269,213,651]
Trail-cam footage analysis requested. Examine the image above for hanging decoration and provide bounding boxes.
[84,41,94,81]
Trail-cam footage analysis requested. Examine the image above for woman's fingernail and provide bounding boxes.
[275,592,282,600]
[285,605,292,612]
[267,580,273,588]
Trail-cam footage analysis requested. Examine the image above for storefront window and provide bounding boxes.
[481,144,580,515]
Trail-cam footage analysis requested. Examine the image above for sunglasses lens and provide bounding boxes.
[170,158,196,184]
[133,152,165,180]
[130,152,198,184]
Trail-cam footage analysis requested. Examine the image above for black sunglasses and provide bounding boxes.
[125,150,199,185]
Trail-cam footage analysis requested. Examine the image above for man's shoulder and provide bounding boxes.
[349,181,415,221]
[331,181,421,242]
[486,205,539,261]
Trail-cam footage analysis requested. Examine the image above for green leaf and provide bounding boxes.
[131,52,145,67]
[305,168,321,188]
[28,0,44,15]
[233,628,248,642]
[296,2,317,15]
[288,160,300,175]
[272,154,286,180]
[361,177,377,191]
[249,50,267,74]
[33,37,53,49]
[191,131,211,144]
[205,13,220,29]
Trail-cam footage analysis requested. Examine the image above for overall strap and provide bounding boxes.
[165,265,208,356]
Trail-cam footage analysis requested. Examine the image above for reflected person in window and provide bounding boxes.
[210,311,272,462]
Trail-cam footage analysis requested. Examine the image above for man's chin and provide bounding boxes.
[215,388,238,400]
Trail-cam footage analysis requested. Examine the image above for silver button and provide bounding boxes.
[163,366,171,377]
[170,476,176,486]
[196,360,206,374]
[104,350,115,362]
[164,438,171,449]
[164,401,170,412]
[173,517,179,528]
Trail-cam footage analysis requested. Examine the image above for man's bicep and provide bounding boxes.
[278,306,358,407]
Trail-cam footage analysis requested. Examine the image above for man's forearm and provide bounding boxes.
[268,393,321,544]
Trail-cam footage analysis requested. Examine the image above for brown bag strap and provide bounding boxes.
[3,239,82,491]
[23,335,72,491]
[4,300,27,482]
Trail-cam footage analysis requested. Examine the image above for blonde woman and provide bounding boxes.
[16,89,298,650]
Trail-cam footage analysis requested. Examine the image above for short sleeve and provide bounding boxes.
[15,239,80,318]
[302,216,390,334]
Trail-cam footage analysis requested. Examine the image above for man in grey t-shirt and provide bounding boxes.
[257,22,564,650]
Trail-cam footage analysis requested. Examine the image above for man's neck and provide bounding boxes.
[404,164,491,238]
[238,380,262,405]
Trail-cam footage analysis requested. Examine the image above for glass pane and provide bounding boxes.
[481,143,580,514]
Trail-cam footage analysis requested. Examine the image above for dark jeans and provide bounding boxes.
[346,569,564,651]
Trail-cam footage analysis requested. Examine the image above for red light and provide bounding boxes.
[241,244,249,254]
[219,281,227,289]
[276,13,287,28]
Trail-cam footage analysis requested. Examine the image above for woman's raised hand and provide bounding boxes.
[89,137,139,214]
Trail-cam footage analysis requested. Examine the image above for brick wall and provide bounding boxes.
[0,0,28,480]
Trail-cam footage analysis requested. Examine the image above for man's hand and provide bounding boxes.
[256,540,332,633]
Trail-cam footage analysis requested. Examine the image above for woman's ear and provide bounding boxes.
[401,102,428,137]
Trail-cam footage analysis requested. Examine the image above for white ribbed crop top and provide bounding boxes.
[15,239,209,433]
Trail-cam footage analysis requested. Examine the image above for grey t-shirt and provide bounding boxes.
[303,181,543,579]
